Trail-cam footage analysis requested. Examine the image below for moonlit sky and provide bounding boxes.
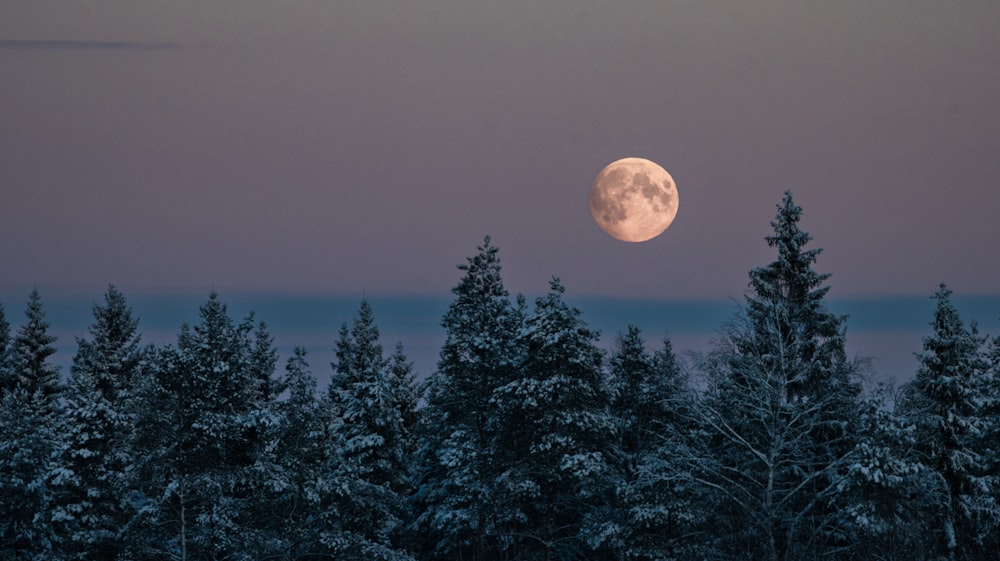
[2,1,999,382]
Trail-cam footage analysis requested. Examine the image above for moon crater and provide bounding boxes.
[589,157,678,242]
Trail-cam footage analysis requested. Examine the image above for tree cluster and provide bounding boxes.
[2,192,999,561]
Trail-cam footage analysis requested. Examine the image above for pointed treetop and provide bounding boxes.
[12,288,60,402]
[747,191,834,312]
[921,283,987,363]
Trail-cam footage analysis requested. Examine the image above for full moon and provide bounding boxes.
[589,157,679,242]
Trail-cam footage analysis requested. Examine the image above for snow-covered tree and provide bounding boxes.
[691,192,863,561]
[601,327,696,561]
[10,288,61,406]
[0,290,62,559]
[251,347,330,560]
[126,292,272,560]
[488,277,613,561]
[0,303,13,394]
[897,284,996,561]
[387,341,421,452]
[0,387,57,559]
[843,384,932,560]
[49,286,144,561]
[321,299,414,560]
[411,236,525,561]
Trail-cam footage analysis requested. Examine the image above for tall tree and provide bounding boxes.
[50,286,143,561]
[253,347,330,560]
[692,192,862,561]
[10,288,61,405]
[126,292,270,560]
[845,383,933,560]
[387,341,421,452]
[0,386,57,559]
[412,236,525,561]
[897,284,996,561]
[601,328,695,561]
[488,277,613,561]
[321,299,414,560]
[0,289,62,559]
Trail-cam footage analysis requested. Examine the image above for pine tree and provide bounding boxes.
[692,192,862,561]
[488,277,613,561]
[321,299,414,560]
[411,236,525,561]
[50,286,143,561]
[898,284,995,561]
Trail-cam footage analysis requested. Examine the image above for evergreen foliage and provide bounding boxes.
[0,303,13,394]
[488,277,612,560]
[898,285,996,561]
[412,236,525,561]
[602,328,695,560]
[692,192,863,561]
[0,290,62,559]
[50,286,143,561]
[11,289,61,407]
[126,292,273,560]
[322,299,415,560]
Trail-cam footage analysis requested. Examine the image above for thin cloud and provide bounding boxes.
[0,39,178,51]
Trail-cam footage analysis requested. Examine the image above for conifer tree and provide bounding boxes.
[387,341,421,451]
[322,299,414,560]
[602,328,694,560]
[0,303,13,394]
[0,289,61,558]
[488,277,612,561]
[11,288,61,405]
[412,236,525,561]
[127,292,270,560]
[898,284,996,561]
[258,347,329,559]
[0,386,56,558]
[50,286,143,561]
[693,192,862,561]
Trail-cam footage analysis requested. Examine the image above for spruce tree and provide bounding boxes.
[387,341,421,451]
[11,288,61,405]
[127,292,269,560]
[693,192,862,561]
[898,284,995,561]
[0,289,62,559]
[322,299,414,560]
[488,277,612,561]
[259,347,329,559]
[602,328,694,560]
[50,286,143,561]
[411,236,525,561]
[0,386,57,558]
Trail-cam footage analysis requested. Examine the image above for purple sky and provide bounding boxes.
[2,1,999,301]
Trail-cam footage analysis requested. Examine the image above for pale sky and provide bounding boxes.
[2,1,999,300]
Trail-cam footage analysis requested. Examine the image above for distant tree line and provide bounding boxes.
[2,192,999,561]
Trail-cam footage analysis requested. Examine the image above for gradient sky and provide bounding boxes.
[3,0,998,301]
[3,2,1000,387]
